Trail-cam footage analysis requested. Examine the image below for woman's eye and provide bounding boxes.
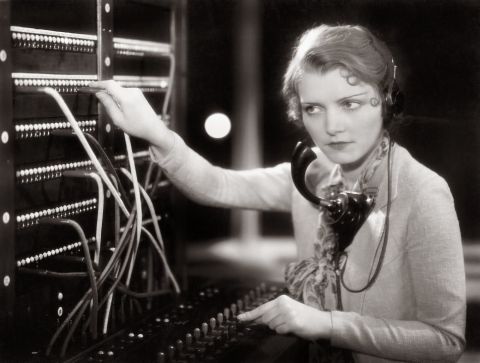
[303,105,323,115]
[342,101,361,110]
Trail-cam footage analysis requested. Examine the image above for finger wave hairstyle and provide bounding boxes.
[282,24,396,128]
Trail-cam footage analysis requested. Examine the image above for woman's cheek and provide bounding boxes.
[303,117,326,144]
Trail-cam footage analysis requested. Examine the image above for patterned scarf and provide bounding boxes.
[285,133,390,362]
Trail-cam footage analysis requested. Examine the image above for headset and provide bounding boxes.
[383,59,405,126]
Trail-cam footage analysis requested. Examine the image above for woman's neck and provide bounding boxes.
[340,134,385,185]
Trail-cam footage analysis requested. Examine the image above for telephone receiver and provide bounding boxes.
[291,140,376,252]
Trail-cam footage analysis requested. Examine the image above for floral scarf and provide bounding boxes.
[285,133,391,362]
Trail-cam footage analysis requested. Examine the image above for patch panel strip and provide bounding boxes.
[16,160,94,184]
[11,25,96,53]
[113,75,169,93]
[12,72,98,93]
[15,119,97,139]
[16,198,97,230]
[16,237,96,267]
[113,37,171,57]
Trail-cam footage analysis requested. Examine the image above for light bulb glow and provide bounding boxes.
[204,113,231,139]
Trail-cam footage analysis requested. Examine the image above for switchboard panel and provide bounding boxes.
[0,0,180,360]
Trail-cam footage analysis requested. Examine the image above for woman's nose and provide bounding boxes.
[325,110,346,135]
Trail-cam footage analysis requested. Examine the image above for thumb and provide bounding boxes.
[96,92,124,126]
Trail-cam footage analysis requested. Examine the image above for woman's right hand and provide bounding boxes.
[90,80,174,153]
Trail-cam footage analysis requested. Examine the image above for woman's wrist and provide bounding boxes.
[327,311,333,340]
[307,308,333,341]
[316,310,333,340]
[147,126,176,157]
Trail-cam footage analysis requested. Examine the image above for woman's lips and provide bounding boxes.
[327,141,353,151]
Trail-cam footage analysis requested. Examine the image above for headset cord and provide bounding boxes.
[339,140,393,295]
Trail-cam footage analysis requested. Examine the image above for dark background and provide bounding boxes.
[184,0,480,241]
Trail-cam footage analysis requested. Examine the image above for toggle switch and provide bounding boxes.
[193,328,201,344]
[167,345,175,362]
[201,322,208,338]
[217,312,224,327]
[156,352,165,363]
[209,317,216,331]
[185,333,193,347]
[230,303,237,317]
[237,299,244,312]
[176,339,184,352]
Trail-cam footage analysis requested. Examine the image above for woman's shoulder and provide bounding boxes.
[394,143,452,197]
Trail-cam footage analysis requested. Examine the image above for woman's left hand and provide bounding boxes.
[237,294,332,340]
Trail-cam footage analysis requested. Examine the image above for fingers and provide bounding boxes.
[257,306,281,326]
[255,314,290,335]
[89,80,126,104]
[237,299,276,322]
[95,92,124,126]
[275,323,290,335]
[266,314,285,330]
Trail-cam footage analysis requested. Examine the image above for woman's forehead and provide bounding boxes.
[298,68,375,102]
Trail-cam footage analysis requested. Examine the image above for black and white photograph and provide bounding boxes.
[0,0,479,362]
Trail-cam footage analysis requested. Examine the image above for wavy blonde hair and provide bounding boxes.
[282,24,395,126]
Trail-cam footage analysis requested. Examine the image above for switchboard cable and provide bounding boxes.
[141,9,176,194]
[115,281,172,298]
[50,129,132,211]
[120,168,165,250]
[124,133,143,287]
[88,101,175,292]
[38,87,129,217]
[102,175,122,335]
[80,213,138,337]
[72,226,135,356]
[139,227,180,294]
[48,254,92,264]
[139,8,176,194]
[48,243,126,356]
[162,7,176,120]
[82,132,132,210]
[18,268,89,278]
[151,166,165,197]
[46,211,136,357]
[40,86,146,301]
[120,167,180,294]
[110,175,121,247]
[47,116,137,336]
[89,171,180,334]
[144,160,154,190]
[63,170,104,265]
[62,140,177,329]
[162,53,175,120]
[39,86,182,353]
[146,246,155,309]
[38,218,99,339]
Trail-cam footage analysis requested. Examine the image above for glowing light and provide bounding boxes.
[204,113,231,139]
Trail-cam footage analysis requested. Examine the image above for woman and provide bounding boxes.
[92,25,466,362]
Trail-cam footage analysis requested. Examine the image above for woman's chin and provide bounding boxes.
[324,152,359,167]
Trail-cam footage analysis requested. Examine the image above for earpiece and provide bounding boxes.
[383,61,405,124]
[291,140,376,252]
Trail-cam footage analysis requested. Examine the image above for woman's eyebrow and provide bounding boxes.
[300,102,323,106]
[301,92,369,106]
[337,92,368,102]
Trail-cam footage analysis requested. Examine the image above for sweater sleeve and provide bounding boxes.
[149,132,293,212]
[330,176,466,362]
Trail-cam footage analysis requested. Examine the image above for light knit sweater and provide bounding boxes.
[151,132,466,363]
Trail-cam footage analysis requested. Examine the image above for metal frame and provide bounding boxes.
[0,0,15,332]
[96,0,114,152]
